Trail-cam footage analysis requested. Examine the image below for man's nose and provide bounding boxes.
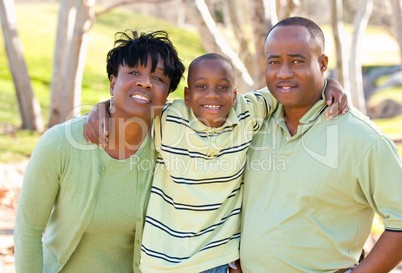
[277,63,293,79]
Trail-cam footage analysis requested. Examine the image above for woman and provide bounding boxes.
[14,30,185,273]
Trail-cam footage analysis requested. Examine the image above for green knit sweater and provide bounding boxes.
[14,116,156,273]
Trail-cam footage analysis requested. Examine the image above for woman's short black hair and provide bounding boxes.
[106,30,185,93]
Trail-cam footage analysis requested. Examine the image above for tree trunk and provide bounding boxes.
[349,0,373,114]
[227,0,252,72]
[48,0,95,127]
[0,0,44,131]
[331,0,351,98]
[390,0,402,68]
[249,0,272,89]
[183,0,254,93]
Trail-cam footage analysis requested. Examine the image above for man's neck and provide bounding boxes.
[283,104,319,136]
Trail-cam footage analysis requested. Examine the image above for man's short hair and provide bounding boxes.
[267,17,325,50]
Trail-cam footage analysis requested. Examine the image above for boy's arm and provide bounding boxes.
[324,78,349,119]
[83,100,110,146]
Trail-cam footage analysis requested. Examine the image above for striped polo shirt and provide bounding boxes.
[140,89,277,273]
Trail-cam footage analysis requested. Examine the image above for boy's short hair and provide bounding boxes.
[106,30,185,93]
[187,53,235,83]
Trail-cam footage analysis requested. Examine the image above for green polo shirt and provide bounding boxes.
[240,92,402,272]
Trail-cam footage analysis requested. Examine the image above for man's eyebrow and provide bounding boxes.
[267,54,280,59]
[288,53,306,59]
[267,53,306,59]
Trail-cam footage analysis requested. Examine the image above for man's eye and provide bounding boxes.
[293,60,303,64]
[268,61,279,65]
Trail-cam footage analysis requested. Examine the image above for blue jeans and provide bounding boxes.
[200,264,229,273]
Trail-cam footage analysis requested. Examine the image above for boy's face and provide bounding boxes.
[184,59,237,128]
[110,54,170,123]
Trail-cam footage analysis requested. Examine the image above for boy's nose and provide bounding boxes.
[205,87,220,98]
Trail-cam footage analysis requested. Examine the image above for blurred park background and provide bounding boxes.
[1,0,402,271]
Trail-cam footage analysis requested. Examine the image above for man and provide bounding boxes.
[240,17,402,273]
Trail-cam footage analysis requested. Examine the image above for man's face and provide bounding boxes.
[109,54,170,123]
[264,26,328,114]
[184,59,237,128]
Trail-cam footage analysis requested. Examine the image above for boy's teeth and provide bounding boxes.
[204,105,220,109]
[131,94,150,101]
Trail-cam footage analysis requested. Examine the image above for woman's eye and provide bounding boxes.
[153,77,163,82]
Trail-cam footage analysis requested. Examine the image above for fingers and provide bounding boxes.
[325,87,334,106]
[325,94,349,119]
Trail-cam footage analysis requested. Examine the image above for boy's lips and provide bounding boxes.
[203,104,221,110]
[130,92,151,103]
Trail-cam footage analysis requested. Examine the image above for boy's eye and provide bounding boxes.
[196,84,206,89]
[219,85,229,90]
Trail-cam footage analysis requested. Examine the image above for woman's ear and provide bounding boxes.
[110,75,116,96]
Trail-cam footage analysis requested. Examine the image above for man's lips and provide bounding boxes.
[276,82,297,93]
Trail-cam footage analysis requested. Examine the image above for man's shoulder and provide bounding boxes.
[341,107,388,139]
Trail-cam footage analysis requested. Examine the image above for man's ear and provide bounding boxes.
[184,87,190,107]
[110,75,116,96]
[232,88,238,107]
[319,54,329,73]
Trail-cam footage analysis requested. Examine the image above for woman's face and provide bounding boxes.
[109,54,171,124]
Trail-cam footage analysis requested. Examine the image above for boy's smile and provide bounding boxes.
[185,58,237,128]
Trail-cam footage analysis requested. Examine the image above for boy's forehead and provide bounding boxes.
[191,58,234,75]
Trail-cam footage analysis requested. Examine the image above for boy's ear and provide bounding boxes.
[110,75,116,96]
[232,88,237,107]
[184,87,190,107]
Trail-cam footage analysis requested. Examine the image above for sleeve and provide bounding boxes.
[355,136,402,230]
[152,102,172,151]
[14,127,63,273]
[236,87,279,135]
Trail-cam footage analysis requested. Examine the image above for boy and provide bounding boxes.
[84,53,347,272]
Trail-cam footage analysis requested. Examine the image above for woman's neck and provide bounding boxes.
[104,117,150,160]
